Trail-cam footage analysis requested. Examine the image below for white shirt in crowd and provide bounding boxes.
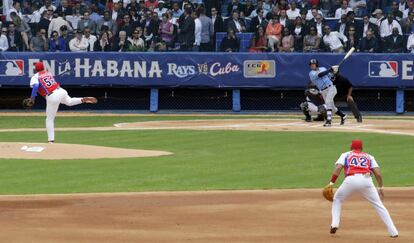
[194,17,202,46]
[306,9,323,20]
[286,8,300,20]
[316,22,323,37]
[323,31,348,51]
[7,7,23,22]
[39,5,57,15]
[349,0,367,10]
[402,8,411,19]
[69,36,89,52]
[380,20,402,37]
[0,34,9,51]
[335,7,353,19]
[407,34,414,53]
[154,8,168,18]
[29,10,42,23]
[84,34,97,51]
[48,17,73,38]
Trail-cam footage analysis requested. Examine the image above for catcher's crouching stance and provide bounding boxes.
[300,88,327,122]
[323,140,398,238]
[25,62,98,143]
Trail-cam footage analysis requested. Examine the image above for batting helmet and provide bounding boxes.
[309,59,318,66]
[34,62,45,72]
[351,139,363,151]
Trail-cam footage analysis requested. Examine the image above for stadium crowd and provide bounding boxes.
[0,0,413,53]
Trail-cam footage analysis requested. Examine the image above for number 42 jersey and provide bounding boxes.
[335,151,380,176]
[30,71,60,97]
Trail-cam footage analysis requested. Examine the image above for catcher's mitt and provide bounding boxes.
[323,183,334,202]
[304,88,319,97]
[22,98,35,109]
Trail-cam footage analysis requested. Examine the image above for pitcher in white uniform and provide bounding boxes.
[29,62,98,143]
[326,139,398,238]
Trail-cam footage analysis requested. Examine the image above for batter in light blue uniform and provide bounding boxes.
[308,59,347,127]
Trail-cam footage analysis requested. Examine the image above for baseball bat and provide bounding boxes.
[337,47,355,67]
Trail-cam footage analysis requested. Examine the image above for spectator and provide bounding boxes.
[179,8,195,51]
[306,5,323,21]
[56,0,73,16]
[72,1,87,16]
[112,30,132,51]
[149,12,161,36]
[390,1,403,21]
[128,7,140,22]
[171,3,184,20]
[349,0,367,17]
[266,14,283,52]
[227,10,247,33]
[39,0,56,15]
[244,0,255,17]
[7,23,24,51]
[77,11,97,34]
[97,11,118,37]
[90,4,103,23]
[155,0,168,18]
[287,2,301,20]
[335,0,353,19]
[48,11,73,38]
[249,1,268,18]
[119,14,136,37]
[60,25,72,49]
[262,0,273,14]
[193,10,202,51]
[345,25,359,51]
[145,0,159,9]
[335,14,348,36]
[407,31,414,53]
[93,31,112,51]
[380,14,402,38]
[362,14,378,37]
[384,27,404,52]
[49,30,67,52]
[250,8,266,33]
[69,30,89,52]
[358,28,379,52]
[278,28,294,52]
[0,27,10,51]
[7,1,23,22]
[403,2,413,19]
[248,26,268,52]
[327,0,342,17]
[180,0,194,12]
[111,2,125,22]
[227,0,244,16]
[220,28,240,52]
[38,8,53,33]
[128,28,146,51]
[401,11,414,34]
[159,13,174,47]
[292,16,306,51]
[311,14,325,37]
[345,11,362,39]
[30,28,48,52]
[198,7,213,52]
[279,10,291,29]
[399,0,409,12]
[126,0,140,12]
[370,9,385,27]
[323,25,348,52]
[28,3,42,29]
[83,27,97,51]
[10,12,31,51]
[22,0,32,14]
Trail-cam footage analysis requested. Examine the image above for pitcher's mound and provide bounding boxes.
[0,142,172,160]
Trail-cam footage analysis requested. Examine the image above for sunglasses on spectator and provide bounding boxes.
[349,29,355,31]
[40,31,46,34]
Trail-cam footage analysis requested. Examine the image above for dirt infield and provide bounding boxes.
[0,188,412,242]
[0,142,172,160]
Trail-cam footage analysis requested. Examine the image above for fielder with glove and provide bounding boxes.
[323,139,398,238]
[22,97,35,109]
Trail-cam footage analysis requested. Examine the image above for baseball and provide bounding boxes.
[21,145,28,151]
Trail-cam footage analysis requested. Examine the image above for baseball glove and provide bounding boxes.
[22,98,35,109]
[322,183,334,202]
[304,88,320,96]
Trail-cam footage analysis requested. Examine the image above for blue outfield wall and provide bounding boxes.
[0,52,413,88]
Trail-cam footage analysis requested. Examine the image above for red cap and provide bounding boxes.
[34,62,44,72]
[351,139,363,151]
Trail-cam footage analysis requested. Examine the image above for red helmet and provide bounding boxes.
[34,62,45,72]
[350,139,363,151]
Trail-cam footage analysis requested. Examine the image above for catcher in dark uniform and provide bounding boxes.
[331,73,363,123]
[300,87,327,122]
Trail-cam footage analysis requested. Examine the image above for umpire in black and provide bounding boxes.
[331,73,363,122]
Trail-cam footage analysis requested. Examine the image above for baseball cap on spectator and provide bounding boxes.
[158,0,164,4]
[60,25,68,31]
[34,62,45,72]
[372,9,382,15]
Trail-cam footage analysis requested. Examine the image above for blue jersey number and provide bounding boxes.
[349,156,369,168]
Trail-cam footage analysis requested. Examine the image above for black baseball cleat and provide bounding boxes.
[340,115,347,125]
[356,116,363,123]
[390,235,398,238]
[324,121,332,127]
[330,227,338,234]
[305,116,312,122]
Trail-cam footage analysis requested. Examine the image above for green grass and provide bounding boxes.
[0,129,413,194]
[0,115,286,129]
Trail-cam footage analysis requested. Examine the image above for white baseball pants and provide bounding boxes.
[332,174,399,236]
[45,88,83,141]
[320,85,338,113]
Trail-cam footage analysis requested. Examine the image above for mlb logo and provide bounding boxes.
[369,61,398,78]
[0,60,24,76]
